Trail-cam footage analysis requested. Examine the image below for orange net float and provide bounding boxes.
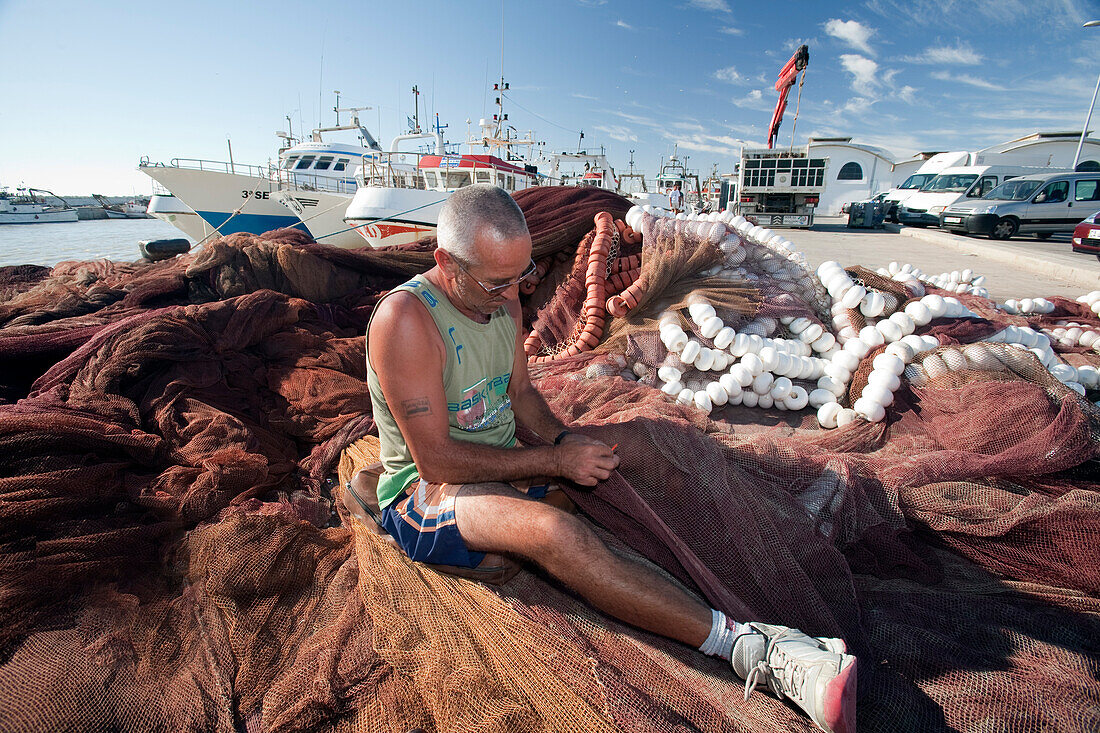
[519,256,556,295]
[607,267,641,294]
[621,225,641,245]
[526,211,617,361]
[610,253,641,274]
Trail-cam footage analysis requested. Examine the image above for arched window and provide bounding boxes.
[837,162,863,180]
[1075,159,1100,172]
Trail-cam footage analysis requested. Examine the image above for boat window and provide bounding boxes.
[284,156,299,169]
[1075,180,1100,201]
[445,171,471,189]
[837,162,863,180]
[498,174,507,187]
[475,170,492,184]
[314,156,334,171]
[424,171,439,188]
[295,156,316,170]
[333,158,349,172]
[1075,160,1100,172]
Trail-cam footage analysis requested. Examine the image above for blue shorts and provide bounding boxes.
[379,477,553,568]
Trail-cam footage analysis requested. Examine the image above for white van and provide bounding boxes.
[939,171,1100,239]
[896,165,1059,227]
[881,151,971,222]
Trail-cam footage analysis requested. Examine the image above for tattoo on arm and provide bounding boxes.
[401,397,433,418]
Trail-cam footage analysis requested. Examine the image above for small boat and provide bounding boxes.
[93,194,152,219]
[0,187,79,224]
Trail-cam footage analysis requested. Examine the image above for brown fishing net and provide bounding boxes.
[1,187,1099,732]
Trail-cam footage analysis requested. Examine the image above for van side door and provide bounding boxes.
[1025,180,1072,234]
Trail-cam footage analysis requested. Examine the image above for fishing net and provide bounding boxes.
[1,187,1099,732]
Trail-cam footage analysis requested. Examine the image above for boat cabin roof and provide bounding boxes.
[418,155,533,178]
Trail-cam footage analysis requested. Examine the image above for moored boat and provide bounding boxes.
[0,187,79,224]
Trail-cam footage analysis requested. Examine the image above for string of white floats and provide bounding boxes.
[622,206,1100,425]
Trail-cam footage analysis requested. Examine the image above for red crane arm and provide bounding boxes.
[768,45,809,149]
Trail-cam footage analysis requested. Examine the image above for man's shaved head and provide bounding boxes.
[437,184,529,266]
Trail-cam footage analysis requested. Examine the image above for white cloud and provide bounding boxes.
[714,66,745,84]
[824,19,875,55]
[731,89,772,111]
[931,70,1004,90]
[842,97,875,116]
[839,54,880,93]
[687,0,731,12]
[719,26,743,35]
[904,43,983,65]
[594,124,639,142]
[897,85,917,104]
[616,19,634,30]
[571,93,598,101]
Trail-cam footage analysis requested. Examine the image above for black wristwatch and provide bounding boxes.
[553,430,572,445]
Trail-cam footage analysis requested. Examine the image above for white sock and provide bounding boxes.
[698,609,746,659]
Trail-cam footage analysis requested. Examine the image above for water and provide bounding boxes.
[0,219,195,268]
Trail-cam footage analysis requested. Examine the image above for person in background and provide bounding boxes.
[669,182,684,214]
[354,184,858,733]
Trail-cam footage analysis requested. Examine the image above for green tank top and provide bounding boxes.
[365,274,518,509]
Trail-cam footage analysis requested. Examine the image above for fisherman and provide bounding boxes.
[354,184,857,733]
[669,181,684,214]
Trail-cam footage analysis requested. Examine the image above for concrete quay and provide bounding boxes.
[785,216,1100,302]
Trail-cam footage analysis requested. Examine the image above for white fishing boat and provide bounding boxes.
[274,128,447,248]
[653,149,703,211]
[138,105,381,245]
[342,147,538,248]
[0,187,79,224]
[93,194,151,219]
[339,85,545,249]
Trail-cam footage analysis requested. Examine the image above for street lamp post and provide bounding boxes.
[1072,20,1100,170]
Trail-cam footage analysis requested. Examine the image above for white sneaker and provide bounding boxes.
[730,622,857,733]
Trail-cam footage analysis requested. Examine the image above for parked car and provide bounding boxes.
[1072,209,1100,256]
[938,171,1100,240]
[897,164,1057,227]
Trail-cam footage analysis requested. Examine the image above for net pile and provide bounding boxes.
[1,187,1099,732]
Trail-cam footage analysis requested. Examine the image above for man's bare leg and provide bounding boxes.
[454,482,859,733]
[454,482,711,647]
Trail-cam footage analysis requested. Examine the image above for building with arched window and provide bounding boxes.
[802,131,1100,216]
[804,137,895,215]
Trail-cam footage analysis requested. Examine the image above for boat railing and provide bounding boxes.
[358,152,430,190]
[272,169,360,194]
[167,158,273,178]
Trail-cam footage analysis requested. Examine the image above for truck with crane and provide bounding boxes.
[734,44,826,228]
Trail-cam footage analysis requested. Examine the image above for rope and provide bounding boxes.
[788,66,808,156]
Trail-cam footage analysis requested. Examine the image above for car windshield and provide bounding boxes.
[982,179,1041,201]
[924,174,977,193]
[900,173,934,190]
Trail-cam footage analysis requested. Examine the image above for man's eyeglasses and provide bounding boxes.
[452,256,537,296]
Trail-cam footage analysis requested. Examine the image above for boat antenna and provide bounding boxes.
[333,90,341,125]
[412,85,421,133]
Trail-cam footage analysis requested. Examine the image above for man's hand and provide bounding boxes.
[554,438,619,487]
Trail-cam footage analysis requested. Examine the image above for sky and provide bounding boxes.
[2,0,1099,195]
